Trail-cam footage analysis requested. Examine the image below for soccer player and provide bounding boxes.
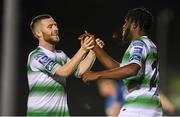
[83,7,162,116]
[27,14,97,116]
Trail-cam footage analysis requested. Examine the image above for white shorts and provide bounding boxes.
[118,105,162,117]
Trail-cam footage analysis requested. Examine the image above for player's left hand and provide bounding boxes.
[96,38,105,48]
[82,71,99,83]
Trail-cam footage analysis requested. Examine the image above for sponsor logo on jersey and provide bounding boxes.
[45,60,56,71]
[38,55,56,71]
[134,47,143,54]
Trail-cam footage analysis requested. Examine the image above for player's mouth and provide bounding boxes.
[52,31,59,36]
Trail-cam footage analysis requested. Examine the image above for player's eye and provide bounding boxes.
[47,24,53,29]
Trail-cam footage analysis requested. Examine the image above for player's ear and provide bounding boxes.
[131,22,138,30]
[34,30,42,39]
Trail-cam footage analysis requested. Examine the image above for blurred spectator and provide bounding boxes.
[97,79,124,116]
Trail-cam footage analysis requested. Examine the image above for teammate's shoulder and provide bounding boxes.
[131,40,145,47]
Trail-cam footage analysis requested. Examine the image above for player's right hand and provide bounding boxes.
[82,71,99,83]
[81,36,95,52]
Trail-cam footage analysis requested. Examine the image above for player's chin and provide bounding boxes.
[50,38,60,45]
[122,34,129,42]
[122,35,126,41]
[54,37,60,42]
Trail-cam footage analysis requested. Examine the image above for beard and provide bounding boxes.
[43,33,60,45]
[48,37,59,45]
[122,27,131,43]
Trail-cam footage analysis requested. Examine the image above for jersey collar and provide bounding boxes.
[38,46,56,57]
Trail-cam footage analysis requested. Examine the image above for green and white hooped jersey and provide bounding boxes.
[120,36,161,108]
[27,46,70,116]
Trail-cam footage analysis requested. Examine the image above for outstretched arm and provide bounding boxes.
[74,50,96,78]
[92,39,120,69]
[83,63,140,82]
[75,38,105,78]
[79,31,120,69]
[55,36,94,77]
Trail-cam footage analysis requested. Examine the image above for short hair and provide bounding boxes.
[30,14,52,32]
[125,7,153,33]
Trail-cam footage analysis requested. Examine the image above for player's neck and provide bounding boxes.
[39,42,56,52]
[132,31,146,41]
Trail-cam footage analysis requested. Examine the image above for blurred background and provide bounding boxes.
[0,0,180,116]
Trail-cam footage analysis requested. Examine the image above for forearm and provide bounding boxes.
[55,47,87,77]
[108,102,121,116]
[96,63,139,80]
[75,50,96,77]
[160,93,175,113]
[93,45,119,69]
